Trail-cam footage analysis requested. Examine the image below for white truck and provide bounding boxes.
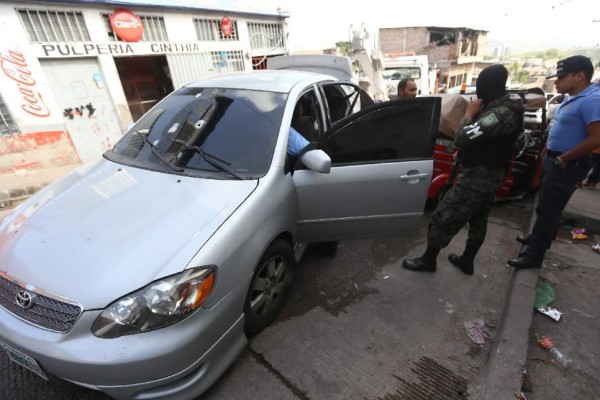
[382,55,434,99]
[266,54,388,102]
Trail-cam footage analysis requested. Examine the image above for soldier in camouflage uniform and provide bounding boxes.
[403,65,524,275]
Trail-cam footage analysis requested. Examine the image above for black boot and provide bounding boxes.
[448,244,478,275]
[402,245,440,273]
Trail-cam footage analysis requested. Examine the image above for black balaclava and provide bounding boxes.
[476,64,508,105]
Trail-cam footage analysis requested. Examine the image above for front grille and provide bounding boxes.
[0,275,81,333]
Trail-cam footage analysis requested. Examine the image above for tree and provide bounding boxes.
[545,48,559,58]
[518,70,530,83]
[335,41,352,55]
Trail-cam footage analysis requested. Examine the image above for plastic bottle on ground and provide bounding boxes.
[536,335,572,367]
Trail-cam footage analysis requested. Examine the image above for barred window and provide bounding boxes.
[16,8,91,43]
[0,94,19,136]
[211,51,245,73]
[195,19,239,41]
[247,22,284,50]
[102,14,168,42]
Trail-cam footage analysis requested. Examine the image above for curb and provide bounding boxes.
[481,195,540,400]
[0,184,47,209]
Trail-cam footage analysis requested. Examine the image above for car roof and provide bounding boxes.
[186,70,337,93]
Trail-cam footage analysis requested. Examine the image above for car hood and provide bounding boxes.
[0,158,258,309]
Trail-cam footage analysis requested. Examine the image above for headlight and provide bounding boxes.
[92,267,215,338]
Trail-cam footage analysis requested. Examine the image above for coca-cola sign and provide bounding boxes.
[221,17,233,37]
[110,9,143,42]
[0,50,50,118]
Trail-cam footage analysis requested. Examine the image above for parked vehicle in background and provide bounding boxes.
[382,55,433,99]
[267,54,388,102]
[0,70,441,400]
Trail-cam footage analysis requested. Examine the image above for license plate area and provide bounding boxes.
[0,341,48,380]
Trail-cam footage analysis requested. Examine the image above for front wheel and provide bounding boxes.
[244,240,295,335]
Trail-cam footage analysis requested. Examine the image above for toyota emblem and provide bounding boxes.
[16,290,35,310]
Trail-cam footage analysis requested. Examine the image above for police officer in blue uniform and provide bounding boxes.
[509,55,600,269]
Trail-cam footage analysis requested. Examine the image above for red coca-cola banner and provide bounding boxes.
[110,9,144,42]
[0,50,50,118]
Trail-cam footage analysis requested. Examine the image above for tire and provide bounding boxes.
[244,240,295,335]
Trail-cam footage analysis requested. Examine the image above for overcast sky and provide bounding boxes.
[285,0,600,53]
[94,0,599,53]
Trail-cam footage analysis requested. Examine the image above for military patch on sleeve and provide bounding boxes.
[481,113,499,127]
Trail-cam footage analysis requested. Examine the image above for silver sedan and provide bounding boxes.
[0,70,440,399]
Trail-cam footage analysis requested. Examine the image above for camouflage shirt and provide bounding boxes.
[453,95,523,192]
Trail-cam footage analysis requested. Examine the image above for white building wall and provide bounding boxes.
[0,1,288,171]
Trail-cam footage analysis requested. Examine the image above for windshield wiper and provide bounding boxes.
[134,131,184,172]
[172,140,242,179]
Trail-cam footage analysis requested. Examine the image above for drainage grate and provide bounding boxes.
[375,356,468,400]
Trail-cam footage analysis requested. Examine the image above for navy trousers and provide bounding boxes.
[524,155,591,260]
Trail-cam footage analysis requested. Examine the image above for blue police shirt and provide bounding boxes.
[287,127,309,156]
[547,83,600,152]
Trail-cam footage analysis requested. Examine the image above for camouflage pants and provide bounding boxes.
[428,184,496,250]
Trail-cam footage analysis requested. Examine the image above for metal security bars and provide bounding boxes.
[194,19,239,41]
[16,8,90,43]
[0,94,19,136]
[247,22,284,50]
[102,14,168,42]
[210,51,245,73]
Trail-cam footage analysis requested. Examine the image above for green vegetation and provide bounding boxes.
[335,41,352,56]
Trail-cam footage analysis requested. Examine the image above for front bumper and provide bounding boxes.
[0,280,248,400]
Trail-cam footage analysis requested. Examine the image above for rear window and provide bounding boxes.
[108,87,287,179]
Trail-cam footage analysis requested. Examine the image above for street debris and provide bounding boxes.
[514,390,528,400]
[464,318,489,346]
[534,281,555,308]
[536,334,572,367]
[520,367,532,392]
[383,275,390,280]
[537,306,562,321]
[534,281,562,321]
[592,243,600,254]
[570,227,588,240]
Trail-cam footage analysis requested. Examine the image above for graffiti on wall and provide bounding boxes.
[0,50,51,118]
[63,103,96,119]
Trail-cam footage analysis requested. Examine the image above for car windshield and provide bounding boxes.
[107,87,287,179]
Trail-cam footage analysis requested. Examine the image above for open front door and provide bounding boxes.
[294,97,441,242]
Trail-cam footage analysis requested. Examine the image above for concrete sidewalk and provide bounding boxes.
[482,186,600,400]
[0,164,80,209]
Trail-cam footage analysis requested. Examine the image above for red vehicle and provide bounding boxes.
[427,89,548,208]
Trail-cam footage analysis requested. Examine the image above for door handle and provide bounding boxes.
[400,173,429,180]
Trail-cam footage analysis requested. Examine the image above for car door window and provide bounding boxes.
[291,88,323,142]
[320,83,374,126]
[320,98,440,165]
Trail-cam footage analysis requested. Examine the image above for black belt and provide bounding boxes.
[547,150,563,158]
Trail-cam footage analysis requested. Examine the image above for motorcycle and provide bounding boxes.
[427,89,548,208]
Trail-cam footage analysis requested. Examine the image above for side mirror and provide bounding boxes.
[300,149,331,174]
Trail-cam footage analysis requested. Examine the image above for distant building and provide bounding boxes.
[0,0,288,172]
[378,26,488,92]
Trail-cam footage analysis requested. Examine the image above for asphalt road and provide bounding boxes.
[1,200,533,400]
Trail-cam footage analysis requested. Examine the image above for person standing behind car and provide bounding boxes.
[397,78,418,99]
[508,56,600,269]
[402,64,524,275]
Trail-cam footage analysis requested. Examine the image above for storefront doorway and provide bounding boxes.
[41,58,123,163]
[114,55,174,122]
